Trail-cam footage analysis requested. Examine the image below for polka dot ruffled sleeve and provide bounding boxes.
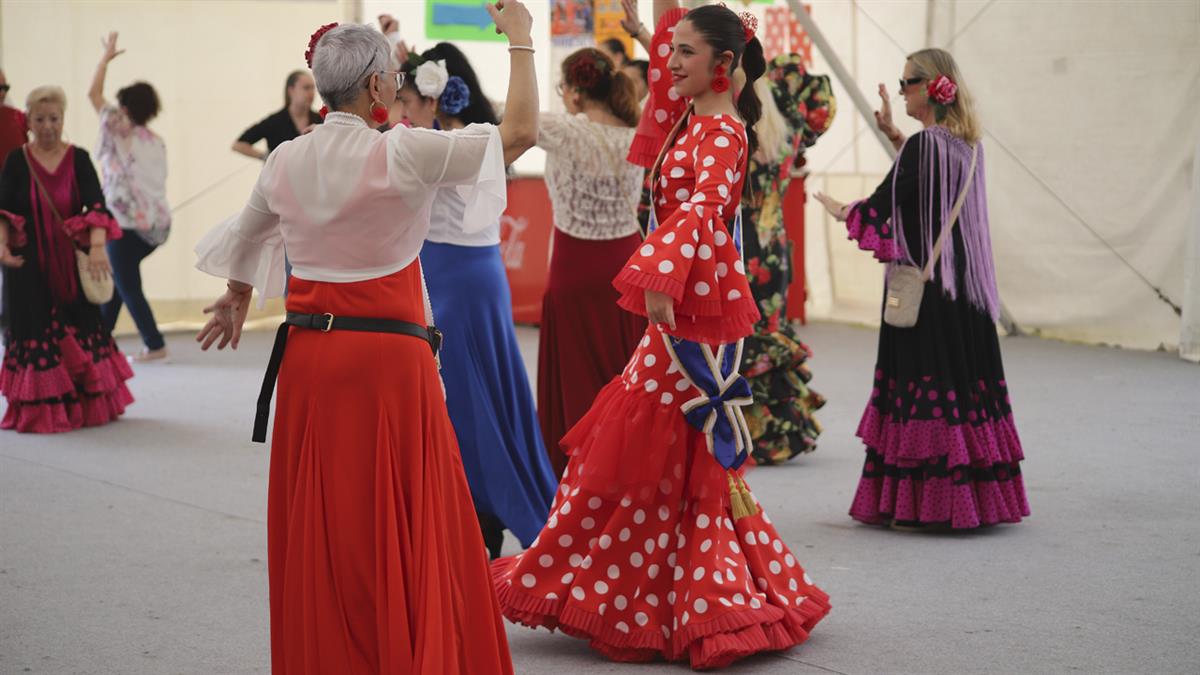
[626,7,690,167]
[614,119,760,344]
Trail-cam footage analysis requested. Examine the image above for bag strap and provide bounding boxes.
[23,146,68,228]
[922,142,979,280]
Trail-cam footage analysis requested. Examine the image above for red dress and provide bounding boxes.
[491,11,829,668]
[269,264,513,674]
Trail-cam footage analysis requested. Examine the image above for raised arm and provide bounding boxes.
[620,0,652,53]
[654,0,680,26]
[89,32,125,113]
[488,0,538,165]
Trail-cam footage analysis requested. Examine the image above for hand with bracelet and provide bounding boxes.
[875,83,906,151]
[198,280,253,351]
[620,0,651,51]
[86,227,112,282]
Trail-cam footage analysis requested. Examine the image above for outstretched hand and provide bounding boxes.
[487,0,534,43]
[197,286,252,351]
[620,0,641,35]
[874,83,900,141]
[101,32,125,63]
[813,192,848,222]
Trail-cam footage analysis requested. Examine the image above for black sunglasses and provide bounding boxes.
[0,85,10,93]
[898,77,924,92]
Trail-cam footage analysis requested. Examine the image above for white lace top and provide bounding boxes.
[194,112,506,306]
[539,113,642,241]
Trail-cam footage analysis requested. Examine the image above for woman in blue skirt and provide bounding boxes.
[396,41,557,558]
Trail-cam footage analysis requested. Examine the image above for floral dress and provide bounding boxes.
[741,55,836,465]
[491,9,829,669]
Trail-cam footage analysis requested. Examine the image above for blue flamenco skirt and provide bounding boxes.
[420,241,557,547]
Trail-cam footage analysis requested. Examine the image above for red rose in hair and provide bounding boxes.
[569,56,603,91]
[927,75,958,105]
[305,23,339,68]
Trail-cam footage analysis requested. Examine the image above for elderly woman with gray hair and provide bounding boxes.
[193,2,538,672]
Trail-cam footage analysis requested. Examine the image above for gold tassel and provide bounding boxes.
[729,470,758,516]
[728,472,759,520]
[729,471,754,520]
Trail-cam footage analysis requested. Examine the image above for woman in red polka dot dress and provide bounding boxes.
[492,4,830,669]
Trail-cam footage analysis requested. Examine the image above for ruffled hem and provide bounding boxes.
[846,200,899,262]
[0,209,28,248]
[856,403,1024,467]
[850,448,1029,529]
[1,384,134,433]
[492,557,829,670]
[627,131,662,169]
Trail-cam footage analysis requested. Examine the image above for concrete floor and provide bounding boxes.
[1,323,1198,675]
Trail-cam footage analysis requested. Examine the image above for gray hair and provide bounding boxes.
[311,24,390,110]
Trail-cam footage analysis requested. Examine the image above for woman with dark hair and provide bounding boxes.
[231,70,321,161]
[492,2,828,668]
[87,32,171,363]
[536,47,644,477]
[815,49,1029,530]
[395,41,558,561]
[599,36,631,68]
[0,85,132,432]
[195,4,540,670]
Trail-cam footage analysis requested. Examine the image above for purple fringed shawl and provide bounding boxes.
[894,126,1000,320]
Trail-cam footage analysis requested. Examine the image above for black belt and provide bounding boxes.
[252,312,443,443]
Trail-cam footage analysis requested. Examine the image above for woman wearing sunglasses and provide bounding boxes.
[815,49,1030,531]
[194,4,539,671]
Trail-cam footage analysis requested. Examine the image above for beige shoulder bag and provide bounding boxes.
[883,143,978,328]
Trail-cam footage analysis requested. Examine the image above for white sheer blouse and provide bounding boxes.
[195,112,506,305]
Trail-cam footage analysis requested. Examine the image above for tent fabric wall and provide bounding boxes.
[1181,137,1200,363]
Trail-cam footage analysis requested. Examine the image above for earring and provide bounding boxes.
[711,65,730,93]
[370,101,390,125]
[318,106,329,119]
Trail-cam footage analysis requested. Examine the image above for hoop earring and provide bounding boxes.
[711,65,730,93]
[370,101,389,125]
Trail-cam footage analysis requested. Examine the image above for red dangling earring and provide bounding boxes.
[318,106,329,119]
[370,102,390,125]
[711,65,730,93]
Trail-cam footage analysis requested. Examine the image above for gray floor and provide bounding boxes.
[1,323,1198,675]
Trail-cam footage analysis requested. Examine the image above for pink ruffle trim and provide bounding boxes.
[63,206,123,245]
[851,406,1030,528]
[846,201,899,262]
[492,558,830,670]
[0,209,27,248]
[856,404,1025,467]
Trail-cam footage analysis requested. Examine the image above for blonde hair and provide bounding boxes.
[906,48,980,144]
[752,76,790,162]
[26,85,67,113]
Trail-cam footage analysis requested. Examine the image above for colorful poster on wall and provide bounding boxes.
[593,0,632,58]
[551,0,594,46]
[425,0,506,42]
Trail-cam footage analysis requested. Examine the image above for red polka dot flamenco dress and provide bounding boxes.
[491,60,831,667]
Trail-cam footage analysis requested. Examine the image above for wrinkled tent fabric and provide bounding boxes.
[797,0,1200,359]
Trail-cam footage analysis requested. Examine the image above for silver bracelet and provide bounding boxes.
[508,45,535,54]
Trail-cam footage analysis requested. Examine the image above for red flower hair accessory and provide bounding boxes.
[305,22,339,68]
[927,75,958,105]
[739,11,758,43]
[568,54,606,90]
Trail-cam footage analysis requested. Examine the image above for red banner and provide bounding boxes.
[500,178,555,324]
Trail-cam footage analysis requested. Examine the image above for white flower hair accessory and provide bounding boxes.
[415,60,450,99]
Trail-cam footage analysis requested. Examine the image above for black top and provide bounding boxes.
[237,108,322,153]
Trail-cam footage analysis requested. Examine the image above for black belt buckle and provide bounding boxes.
[427,327,443,356]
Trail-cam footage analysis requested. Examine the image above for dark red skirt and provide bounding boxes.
[537,229,645,477]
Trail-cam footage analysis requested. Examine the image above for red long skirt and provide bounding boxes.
[537,229,645,476]
[268,263,513,674]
